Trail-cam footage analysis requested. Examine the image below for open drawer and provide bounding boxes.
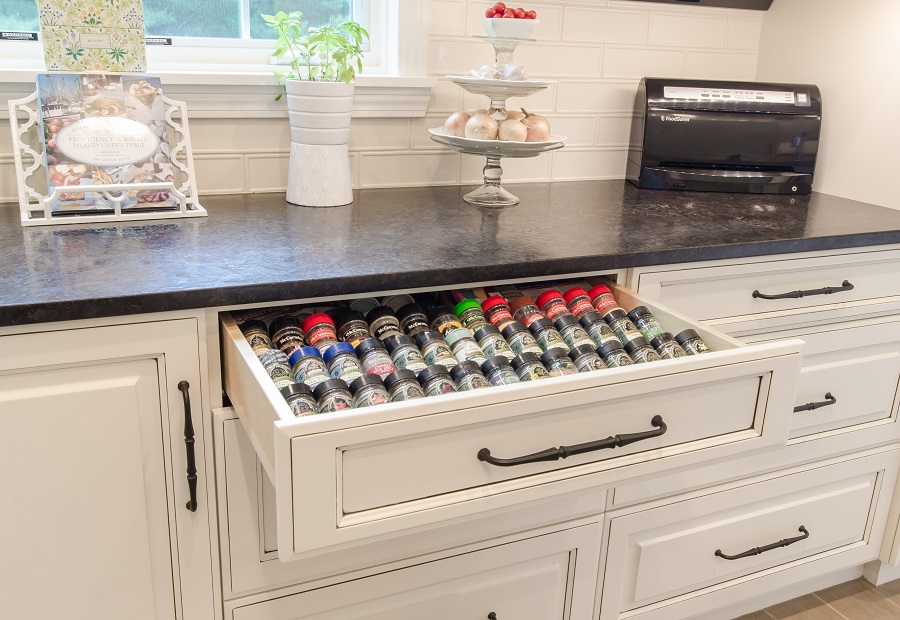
[220,279,803,562]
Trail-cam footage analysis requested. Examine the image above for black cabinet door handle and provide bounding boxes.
[178,380,198,512]
[752,280,853,300]
[793,392,836,413]
[477,415,667,467]
[715,526,809,560]
[488,614,498,620]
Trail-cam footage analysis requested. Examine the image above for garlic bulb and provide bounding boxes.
[465,113,499,140]
[501,64,528,81]
[472,64,502,79]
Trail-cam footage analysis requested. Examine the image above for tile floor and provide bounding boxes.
[738,578,900,619]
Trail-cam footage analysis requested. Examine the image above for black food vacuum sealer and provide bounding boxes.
[627,78,822,194]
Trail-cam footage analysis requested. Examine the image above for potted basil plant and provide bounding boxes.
[262,11,369,207]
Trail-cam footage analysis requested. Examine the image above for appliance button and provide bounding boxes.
[798,93,809,103]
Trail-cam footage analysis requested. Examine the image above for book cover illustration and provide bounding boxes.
[38,0,146,72]
[37,73,178,213]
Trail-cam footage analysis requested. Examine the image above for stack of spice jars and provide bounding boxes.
[238,281,711,418]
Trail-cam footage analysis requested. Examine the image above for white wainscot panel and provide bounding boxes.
[726,18,764,50]
[349,119,412,151]
[189,118,290,152]
[649,14,727,48]
[247,154,289,192]
[556,81,639,114]
[549,116,598,147]
[359,152,460,187]
[428,39,494,76]
[552,148,627,181]
[597,115,633,147]
[194,155,245,194]
[684,51,758,80]
[427,78,463,114]
[514,45,602,78]
[429,0,467,37]
[563,8,649,44]
[603,47,685,79]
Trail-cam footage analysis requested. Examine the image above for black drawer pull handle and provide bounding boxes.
[488,614,498,620]
[715,526,809,561]
[178,380,198,512]
[793,392,836,413]
[477,415,667,467]
[752,280,853,300]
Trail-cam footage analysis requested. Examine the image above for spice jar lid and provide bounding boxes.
[413,330,445,349]
[324,308,342,324]
[416,364,451,385]
[553,314,579,330]
[587,284,613,300]
[508,296,537,314]
[623,337,652,354]
[322,342,355,363]
[510,351,541,370]
[473,324,501,340]
[568,344,597,361]
[578,310,604,327]
[366,306,398,324]
[481,295,510,312]
[501,321,528,339]
[280,383,314,399]
[480,355,512,375]
[312,378,349,400]
[562,287,590,304]
[528,317,554,333]
[288,346,323,367]
[349,373,384,395]
[444,327,475,347]
[535,289,563,310]
[626,306,652,323]
[239,319,268,335]
[397,302,426,321]
[383,334,415,353]
[349,298,380,315]
[604,308,627,321]
[449,360,481,381]
[540,349,568,366]
[355,337,388,357]
[674,329,701,345]
[597,341,625,356]
[383,368,417,390]
[650,333,676,349]
[338,310,367,326]
[428,305,455,319]
[454,299,483,316]
[302,313,334,333]
[381,294,415,313]
[269,315,302,336]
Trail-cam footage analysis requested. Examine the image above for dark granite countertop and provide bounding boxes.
[3,179,900,327]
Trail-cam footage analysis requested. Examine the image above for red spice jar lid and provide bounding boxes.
[302,313,335,333]
[481,295,510,311]
[535,289,563,310]
[508,296,538,314]
[562,287,590,304]
[587,284,613,300]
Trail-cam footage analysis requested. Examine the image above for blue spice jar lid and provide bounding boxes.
[322,342,356,363]
[288,346,323,367]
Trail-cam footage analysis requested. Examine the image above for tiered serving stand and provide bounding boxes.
[429,34,565,207]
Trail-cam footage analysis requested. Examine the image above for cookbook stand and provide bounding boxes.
[8,91,206,227]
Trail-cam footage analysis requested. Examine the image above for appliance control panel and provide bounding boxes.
[663,86,805,104]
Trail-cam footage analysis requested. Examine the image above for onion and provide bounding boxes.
[499,119,527,141]
[506,109,526,121]
[465,113,499,140]
[443,111,471,137]
[521,108,551,142]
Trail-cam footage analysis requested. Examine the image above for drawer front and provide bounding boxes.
[221,281,802,561]
[226,523,601,620]
[742,318,900,439]
[633,250,900,322]
[600,448,900,620]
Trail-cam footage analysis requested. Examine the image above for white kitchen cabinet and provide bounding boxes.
[0,318,215,620]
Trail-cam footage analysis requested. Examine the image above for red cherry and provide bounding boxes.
[485,7,496,17]
[514,7,526,18]
[493,2,506,11]
[526,9,537,18]
[503,8,515,17]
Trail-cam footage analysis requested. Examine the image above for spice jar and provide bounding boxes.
[383,334,428,373]
[418,364,458,397]
[414,331,459,369]
[553,315,595,351]
[535,289,572,322]
[288,346,331,389]
[323,342,364,384]
[481,295,516,331]
[528,318,569,354]
[675,329,711,355]
[355,337,397,378]
[562,287,595,318]
[540,349,580,377]
[258,348,294,389]
[349,374,391,408]
[397,303,431,337]
[481,356,520,386]
[428,305,463,336]
[366,306,403,341]
[337,310,372,347]
[454,299,490,331]
[240,320,273,355]
[302,314,339,354]
[597,341,634,368]
[501,321,544,356]
[473,324,515,361]
[627,306,666,341]
[280,383,318,417]
[624,336,663,364]
[604,309,645,347]
[587,284,623,318]
[568,344,607,373]
[579,311,622,348]
[510,352,550,382]
[449,360,490,391]
[651,332,688,360]
[269,315,306,356]
[383,369,426,402]
[509,296,544,327]
[444,328,489,366]
[312,379,353,413]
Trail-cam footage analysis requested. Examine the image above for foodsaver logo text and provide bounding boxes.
[662,115,691,122]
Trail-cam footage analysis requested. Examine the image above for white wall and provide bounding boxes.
[756,0,900,210]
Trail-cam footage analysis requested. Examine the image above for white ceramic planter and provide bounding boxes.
[285,80,354,207]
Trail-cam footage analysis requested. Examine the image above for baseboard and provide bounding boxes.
[863,560,900,586]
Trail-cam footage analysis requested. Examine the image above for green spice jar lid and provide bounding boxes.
[454,299,484,316]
